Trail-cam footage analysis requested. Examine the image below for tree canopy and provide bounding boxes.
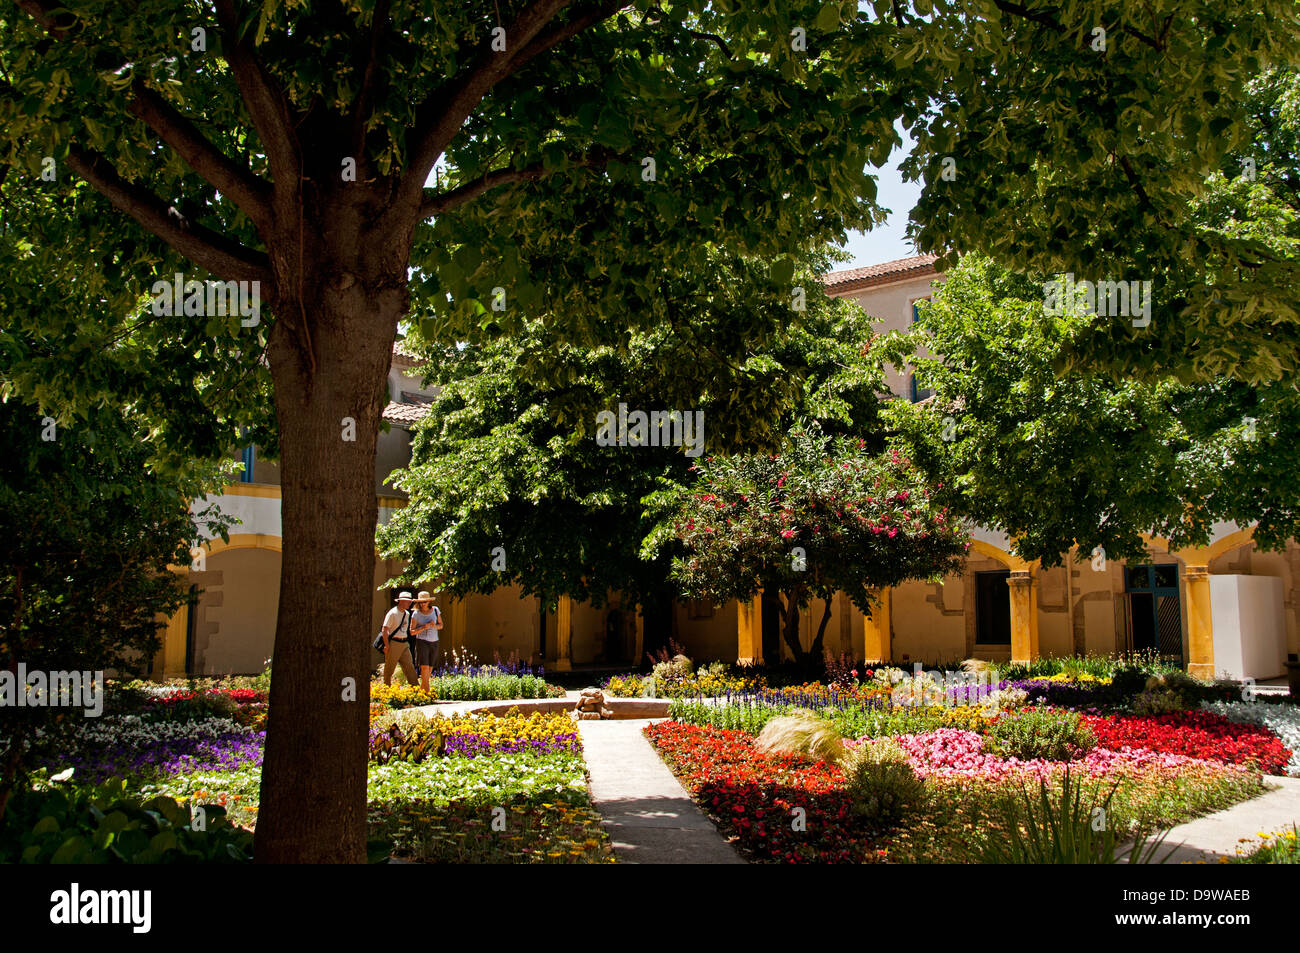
[880,254,1300,566]
[379,247,883,610]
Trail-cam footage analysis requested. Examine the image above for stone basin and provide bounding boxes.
[467,697,672,719]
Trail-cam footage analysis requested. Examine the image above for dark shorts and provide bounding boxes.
[413,639,441,669]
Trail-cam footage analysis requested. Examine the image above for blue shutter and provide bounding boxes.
[241,444,255,483]
[909,299,933,402]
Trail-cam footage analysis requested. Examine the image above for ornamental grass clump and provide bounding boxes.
[978,767,1173,864]
[985,708,1096,762]
[841,738,926,825]
[755,709,846,764]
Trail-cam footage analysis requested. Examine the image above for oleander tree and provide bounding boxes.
[879,254,1300,566]
[1,0,1293,862]
[646,425,969,663]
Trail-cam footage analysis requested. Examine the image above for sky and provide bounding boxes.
[835,124,925,270]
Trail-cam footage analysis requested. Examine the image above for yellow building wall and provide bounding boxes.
[192,547,281,675]
[1035,563,1073,658]
[675,601,740,662]
[463,584,539,663]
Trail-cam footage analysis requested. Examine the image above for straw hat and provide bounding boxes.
[415,590,434,603]
[393,591,413,602]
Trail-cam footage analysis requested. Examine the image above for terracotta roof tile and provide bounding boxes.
[382,400,431,427]
[822,254,939,294]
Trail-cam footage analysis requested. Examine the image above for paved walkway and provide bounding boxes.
[577,719,744,864]
[410,694,743,863]
[1154,775,1300,863]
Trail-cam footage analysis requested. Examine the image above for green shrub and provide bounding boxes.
[998,650,1183,683]
[985,709,1096,761]
[978,768,1173,864]
[841,738,926,825]
[1132,671,1208,715]
[2,777,252,863]
[754,709,845,763]
[649,654,695,695]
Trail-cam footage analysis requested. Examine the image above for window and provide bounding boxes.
[909,298,934,403]
[975,571,1012,644]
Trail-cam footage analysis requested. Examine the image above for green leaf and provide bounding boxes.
[815,3,841,31]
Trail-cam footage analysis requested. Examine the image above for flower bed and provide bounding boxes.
[46,714,264,783]
[644,717,1265,864]
[26,681,612,864]
[645,721,873,863]
[1201,701,1300,776]
[369,710,580,761]
[1079,711,1292,775]
[370,674,564,708]
[885,727,1257,782]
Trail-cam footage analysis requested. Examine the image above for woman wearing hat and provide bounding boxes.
[380,591,417,686]
[409,591,443,692]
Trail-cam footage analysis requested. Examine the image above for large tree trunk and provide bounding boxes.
[253,191,412,863]
[780,587,802,663]
[779,589,834,667]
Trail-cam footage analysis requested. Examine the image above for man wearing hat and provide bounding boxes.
[380,591,417,686]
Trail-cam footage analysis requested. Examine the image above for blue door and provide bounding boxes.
[1124,564,1183,663]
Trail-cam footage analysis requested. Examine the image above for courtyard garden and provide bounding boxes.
[634,651,1299,864]
[0,659,611,864]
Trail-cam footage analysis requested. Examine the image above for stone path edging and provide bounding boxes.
[1149,775,1300,864]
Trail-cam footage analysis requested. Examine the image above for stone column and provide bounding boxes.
[553,595,573,671]
[737,592,763,665]
[863,587,892,663]
[1008,571,1039,665]
[1184,565,1215,679]
[154,602,189,680]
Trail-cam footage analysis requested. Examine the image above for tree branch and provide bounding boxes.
[213,0,300,191]
[350,0,391,163]
[12,0,78,40]
[645,5,732,58]
[66,145,272,285]
[507,0,630,86]
[991,1,1164,51]
[398,0,627,214]
[129,81,274,231]
[418,147,619,219]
